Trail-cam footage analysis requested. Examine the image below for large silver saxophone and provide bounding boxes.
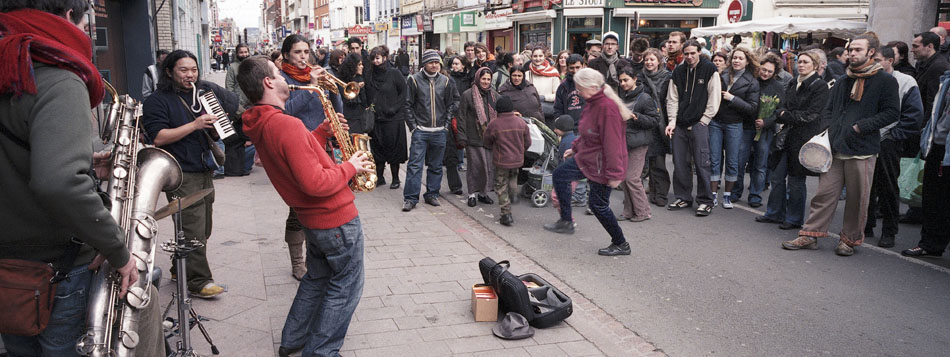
[76,81,183,356]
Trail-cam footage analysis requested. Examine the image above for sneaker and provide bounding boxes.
[629,215,651,223]
[667,199,692,211]
[712,192,718,207]
[389,181,400,189]
[901,247,943,258]
[695,203,713,216]
[585,207,594,215]
[424,196,441,206]
[598,242,631,256]
[782,236,818,250]
[722,195,734,209]
[467,196,477,207]
[755,215,782,224]
[877,234,895,248]
[500,214,513,226]
[543,220,575,234]
[477,195,494,204]
[402,201,416,212]
[834,241,855,256]
[192,282,225,299]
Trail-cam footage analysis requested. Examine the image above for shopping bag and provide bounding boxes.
[898,155,925,208]
[799,129,832,173]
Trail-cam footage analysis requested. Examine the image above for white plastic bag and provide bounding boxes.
[526,122,544,156]
[799,129,832,173]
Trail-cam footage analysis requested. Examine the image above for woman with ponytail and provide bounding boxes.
[543,68,634,256]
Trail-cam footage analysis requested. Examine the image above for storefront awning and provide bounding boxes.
[563,8,602,17]
[690,16,868,37]
[509,10,556,23]
[613,7,721,18]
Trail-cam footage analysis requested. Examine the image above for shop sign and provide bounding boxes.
[727,0,743,23]
[623,0,703,6]
[423,13,433,32]
[563,0,603,7]
[322,17,330,29]
[485,8,512,29]
[416,14,424,31]
[375,22,390,32]
[309,22,315,29]
[462,12,476,26]
[348,25,374,35]
[331,29,346,39]
[401,16,414,29]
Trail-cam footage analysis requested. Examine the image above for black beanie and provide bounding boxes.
[554,115,574,132]
[496,96,513,113]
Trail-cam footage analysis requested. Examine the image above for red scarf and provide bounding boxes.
[0,9,104,108]
[529,60,560,78]
[281,61,311,83]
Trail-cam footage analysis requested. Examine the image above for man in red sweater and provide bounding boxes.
[236,55,374,357]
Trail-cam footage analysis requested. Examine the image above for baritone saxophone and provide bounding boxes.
[76,80,183,356]
[289,81,377,192]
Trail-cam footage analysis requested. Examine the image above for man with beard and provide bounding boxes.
[665,32,686,71]
[588,32,630,94]
[224,43,255,176]
[782,33,899,256]
[554,54,586,130]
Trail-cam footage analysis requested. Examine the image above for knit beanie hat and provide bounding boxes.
[554,115,574,132]
[496,96,513,113]
[421,50,442,66]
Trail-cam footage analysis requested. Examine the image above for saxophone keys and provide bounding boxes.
[125,286,148,309]
[120,329,140,348]
[131,251,149,271]
[135,217,157,239]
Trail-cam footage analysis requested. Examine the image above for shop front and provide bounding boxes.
[434,8,485,54]
[615,0,720,49]
[511,11,556,51]
[347,25,373,46]
[331,29,347,49]
[372,22,390,49]
[485,8,514,53]
[388,17,401,53]
[401,15,422,69]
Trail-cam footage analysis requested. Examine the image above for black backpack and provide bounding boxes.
[478,257,572,328]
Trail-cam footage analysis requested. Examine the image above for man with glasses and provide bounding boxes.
[588,31,630,94]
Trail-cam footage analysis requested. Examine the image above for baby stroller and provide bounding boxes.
[519,117,561,207]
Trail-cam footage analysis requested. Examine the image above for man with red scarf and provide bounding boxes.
[0,1,138,354]
[277,34,343,281]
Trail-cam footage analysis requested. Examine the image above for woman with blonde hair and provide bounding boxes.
[709,47,760,209]
[543,68,635,256]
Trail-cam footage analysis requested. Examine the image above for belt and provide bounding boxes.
[415,126,446,132]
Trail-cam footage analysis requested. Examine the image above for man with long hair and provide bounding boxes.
[142,49,238,298]
[0,1,137,354]
[238,54,373,357]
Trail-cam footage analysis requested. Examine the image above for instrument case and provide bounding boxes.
[478,257,572,328]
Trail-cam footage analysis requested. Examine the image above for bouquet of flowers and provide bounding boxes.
[755,95,780,141]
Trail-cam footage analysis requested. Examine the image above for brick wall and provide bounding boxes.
[157,0,173,50]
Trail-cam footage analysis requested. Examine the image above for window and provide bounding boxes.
[356,7,363,25]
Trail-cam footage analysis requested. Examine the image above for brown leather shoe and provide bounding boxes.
[834,241,854,256]
[782,236,818,250]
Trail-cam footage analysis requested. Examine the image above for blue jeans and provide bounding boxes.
[281,216,365,356]
[2,265,92,357]
[733,129,773,203]
[553,158,626,246]
[244,144,256,174]
[708,121,743,182]
[764,153,807,226]
[403,130,446,203]
[213,140,226,175]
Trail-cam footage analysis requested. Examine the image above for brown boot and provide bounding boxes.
[782,236,818,250]
[285,230,307,280]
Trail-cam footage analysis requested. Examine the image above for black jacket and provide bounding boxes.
[405,71,460,130]
[774,74,830,177]
[368,64,408,123]
[638,69,672,156]
[824,70,900,156]
[457,87,499,147]
[621,85,659,150]
[757,76,785,131]
[449,69,472,101]
[672,58,718,128]
[341,74,371,134]
[714,69,760,126]
[915,54,950,116]
[588,55,631,93]
[498,81,543,121]
[553,75,585,129]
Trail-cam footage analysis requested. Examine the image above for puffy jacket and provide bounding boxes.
[714,69,760,126]
[405,71,460,130]
[621,85,659,150]
[498,81,543,121]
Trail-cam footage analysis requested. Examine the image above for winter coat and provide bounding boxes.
[368,64,408,123]
[915,53,950,116]
[450,69,472,98]
[456,86,500,147]
[588,55,632,93]
[553,75,585,129]
[714,69,760,127]
[757,76,785,131]
[921,71,950,166]
[498,81,544,121]
[824,70,900,157]
[621,85,659,150]
[340,74,371,134]
[405,71,460,130]
[774,74,830,177]
[639,69,672,156]
[483,112,532,169]
[571,89,628,185]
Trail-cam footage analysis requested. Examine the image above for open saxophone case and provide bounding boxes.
[478,257,572,328]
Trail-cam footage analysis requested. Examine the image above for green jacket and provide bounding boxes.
[0,64,129,267]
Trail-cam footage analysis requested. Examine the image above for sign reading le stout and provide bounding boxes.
[563,0,603,7]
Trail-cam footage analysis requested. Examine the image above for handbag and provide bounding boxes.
[799,129,832,173]
[362,106,376,134]
[0,241,81,336]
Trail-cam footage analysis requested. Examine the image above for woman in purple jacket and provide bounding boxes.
[543,68,634,256]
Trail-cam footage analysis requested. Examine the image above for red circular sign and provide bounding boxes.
[727,0,743,23]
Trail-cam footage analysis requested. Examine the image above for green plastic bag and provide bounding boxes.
[898,156,925,207]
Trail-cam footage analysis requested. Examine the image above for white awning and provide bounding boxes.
[613,8,721,18]
[563,8,602,17]
[509,10,556,24]
[690,16,868,37]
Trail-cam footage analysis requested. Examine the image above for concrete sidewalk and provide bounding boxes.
[153,167,663,356]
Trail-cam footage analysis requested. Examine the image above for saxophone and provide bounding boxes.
[76,81,183,356]
[289,80,377,192]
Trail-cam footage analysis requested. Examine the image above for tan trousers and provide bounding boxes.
[799,156,877,246]
[621,146,652,219]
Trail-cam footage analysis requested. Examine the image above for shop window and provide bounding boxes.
[520,23,551,51]
[631,18,700,49]
[566,17,602,56]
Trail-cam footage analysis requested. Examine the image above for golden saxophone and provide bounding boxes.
[289,76,377,192]
[77,80,183,356]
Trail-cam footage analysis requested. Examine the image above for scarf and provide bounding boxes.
[529,60,560,78]
[471,67,497,127]
[845,60,883,102]
[603,52,621,83]
[281,61,311,83]
[796,71,815,90]
[666,52,683,71]
[641,68,669,115]
[0,9,104,108]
